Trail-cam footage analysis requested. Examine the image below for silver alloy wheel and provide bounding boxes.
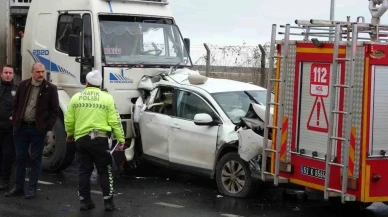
[221,160,246,194]
[43,131,56,157]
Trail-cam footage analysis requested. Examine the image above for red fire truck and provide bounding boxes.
[261,0,388,208]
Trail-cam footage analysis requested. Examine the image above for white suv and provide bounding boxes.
[131,69,274,198]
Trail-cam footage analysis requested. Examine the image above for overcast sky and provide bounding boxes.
[170,0,379,46]
[169,0,388,65]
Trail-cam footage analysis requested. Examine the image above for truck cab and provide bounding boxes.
[20,0,192,171]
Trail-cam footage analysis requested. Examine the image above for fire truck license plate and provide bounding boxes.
[301,166,325,179]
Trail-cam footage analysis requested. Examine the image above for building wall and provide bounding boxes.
[0,0,7,67]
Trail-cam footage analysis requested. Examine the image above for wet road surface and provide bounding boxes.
[0,163,387,217]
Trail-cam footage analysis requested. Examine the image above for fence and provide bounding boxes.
[190,42,274,88]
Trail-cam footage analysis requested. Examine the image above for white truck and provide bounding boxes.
[1,0,193,172]
[1,0,275,198]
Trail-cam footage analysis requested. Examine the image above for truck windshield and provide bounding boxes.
[99,16,192,67]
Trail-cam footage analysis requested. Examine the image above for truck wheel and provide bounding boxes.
[216,153,256,198]
[42,115,76,172]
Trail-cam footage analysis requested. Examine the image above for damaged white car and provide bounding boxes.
[130,68,274,198]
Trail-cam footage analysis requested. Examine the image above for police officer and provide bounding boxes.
[64,70,125,211]
[0,65,18,190]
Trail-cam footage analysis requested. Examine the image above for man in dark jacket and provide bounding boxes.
[5,62,59,199]
[0,65,18,190]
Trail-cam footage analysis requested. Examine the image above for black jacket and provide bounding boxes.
[12,78,59,134]
[0,81,18,131]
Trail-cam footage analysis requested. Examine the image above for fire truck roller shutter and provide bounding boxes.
[370,66,388,156]
[297,62,341,159]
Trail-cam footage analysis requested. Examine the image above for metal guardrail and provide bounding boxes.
[10,0,32,7]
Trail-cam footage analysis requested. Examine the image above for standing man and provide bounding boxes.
[64,70,125,211]
[0,65,18,190]
[5,62,59,199]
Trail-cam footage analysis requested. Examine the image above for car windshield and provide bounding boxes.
[211,90,275,124]
[99,16,192,66]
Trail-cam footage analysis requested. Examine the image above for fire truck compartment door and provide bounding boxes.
[298,62,341,159]
[370,65,388,156]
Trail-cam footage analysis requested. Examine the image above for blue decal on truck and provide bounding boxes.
[109,69,133,84]
[28,50,76,78]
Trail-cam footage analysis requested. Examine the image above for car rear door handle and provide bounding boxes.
[170,123,181,129]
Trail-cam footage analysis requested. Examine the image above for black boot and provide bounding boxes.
[4,186,24,197]
[104,197,115,211]
[80,199,95,211]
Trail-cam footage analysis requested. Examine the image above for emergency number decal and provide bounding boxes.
[301,165,325,180]
[309,64,330,97]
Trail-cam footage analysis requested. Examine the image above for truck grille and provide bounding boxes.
[10,0,32,7]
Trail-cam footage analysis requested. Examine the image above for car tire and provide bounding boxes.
[216,152,256,198]
[42,115,76,172]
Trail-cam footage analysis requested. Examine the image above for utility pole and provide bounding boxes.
[204,43,210,77]
[329,0,335,41]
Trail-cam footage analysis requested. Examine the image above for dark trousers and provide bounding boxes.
[13,123,46,191]
[76,135,113,200]
[0,131,15,182]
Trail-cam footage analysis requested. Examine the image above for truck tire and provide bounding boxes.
[216,153,256,198]
[42,115,76,172]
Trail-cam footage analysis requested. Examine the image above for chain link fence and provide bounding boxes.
[190,42,275,88]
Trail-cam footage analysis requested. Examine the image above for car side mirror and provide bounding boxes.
[194,113,220,126]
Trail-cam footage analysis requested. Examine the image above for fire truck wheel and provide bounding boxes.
[216,153,256,198]
[42,113,76,172]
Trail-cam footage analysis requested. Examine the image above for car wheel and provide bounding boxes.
[216,152,255,198]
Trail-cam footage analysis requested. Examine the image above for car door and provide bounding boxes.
[139,86,174,162]
[168,89,220,170]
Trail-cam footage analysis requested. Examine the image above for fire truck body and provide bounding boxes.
[261,0,388,205]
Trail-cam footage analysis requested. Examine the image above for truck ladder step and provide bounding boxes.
[332,110,348,115]
[270,79,282,82]
[266,125,279,129]
[328,162,345,167]
[331,136,346,141]
[268,102,280,106]
[271,55,284,59]
[264,149,276,153]
[334,84,349,88]
[335,58,350,61]
[326,190,357,201]
[327,188,342,194]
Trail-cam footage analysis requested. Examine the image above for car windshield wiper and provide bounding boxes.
[244,91,260,104]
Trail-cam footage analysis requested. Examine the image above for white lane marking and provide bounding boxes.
[91,190,103,195]
[220,213,244,217]
[25,178,54,185]
[154,202,185,208]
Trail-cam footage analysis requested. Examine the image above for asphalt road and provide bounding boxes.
[0,163,387,217]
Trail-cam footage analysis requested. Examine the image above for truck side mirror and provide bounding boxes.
[68,17,83,57]
[68,34,81,57]
[72,17,83,33]
[184,38,190,56]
